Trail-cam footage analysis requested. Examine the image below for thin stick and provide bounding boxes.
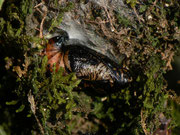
[28,90,45,135]
[39,5,48,39]
[34,2,44,8]
[141,109,150,135]
[34,1,47,39]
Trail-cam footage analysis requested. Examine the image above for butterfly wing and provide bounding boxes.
[64,45,130,85]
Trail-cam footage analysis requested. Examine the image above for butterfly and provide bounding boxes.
[43,30,132,93]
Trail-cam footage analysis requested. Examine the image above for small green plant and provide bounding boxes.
[24,56,81,134]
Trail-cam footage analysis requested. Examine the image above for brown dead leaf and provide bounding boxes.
[13,53,30,78]
[161,44,174,70]
[5,57,13,70]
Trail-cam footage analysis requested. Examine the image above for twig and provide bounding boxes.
[101,0,127,35]
[133,7,144,23]
[103,5,115,32]
[28,90,45,135]
[141,109,150,135]
[34,1,48,39]
[34,2,44,9]
[39,7,47,39]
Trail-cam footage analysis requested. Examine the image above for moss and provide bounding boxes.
[21,56,80,134]
[48,2,74,32]
[0,0,180,134]
[126,0,138,8]
[116,15,132,27]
